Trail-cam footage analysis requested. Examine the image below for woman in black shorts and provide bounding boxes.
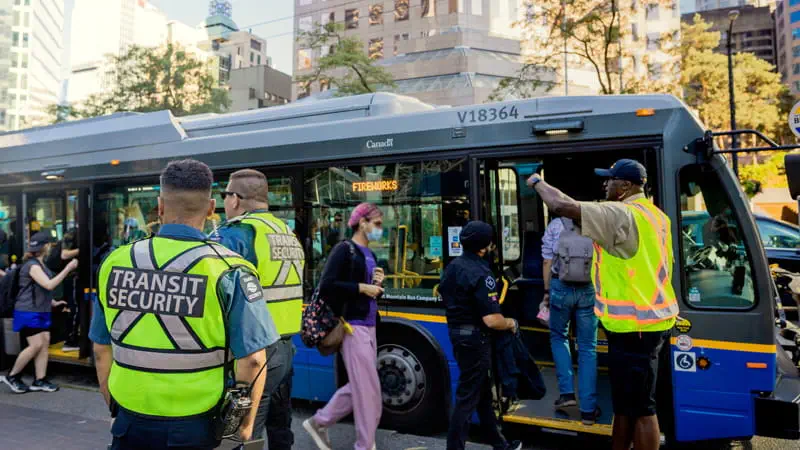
[1,232,77,393]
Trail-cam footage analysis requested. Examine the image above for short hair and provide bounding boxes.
[160,159,213,193]
[228,169,269,203]
[160,159,214,219]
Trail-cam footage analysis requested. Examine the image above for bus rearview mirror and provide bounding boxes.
[786,153,800,199]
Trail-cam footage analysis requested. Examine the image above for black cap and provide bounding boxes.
[594,159,647,185]
[460,221,493,252]
[28,231,52,253]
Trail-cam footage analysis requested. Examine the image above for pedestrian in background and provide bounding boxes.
[1,231,77,394]
[304,202,385,450]
[541,214,599,424]
[440,220,522,450]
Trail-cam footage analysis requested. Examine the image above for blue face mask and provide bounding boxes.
[367,227,383,242]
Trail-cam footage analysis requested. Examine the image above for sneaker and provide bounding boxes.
[29,378,59,392]
[581,407,602,426]
[506,440,523,450]
[61,344,80,353]
[0,374,29,394]
[303,418,332,450]
[553,393,577,410]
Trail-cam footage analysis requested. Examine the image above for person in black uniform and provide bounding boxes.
[440,221,522,450]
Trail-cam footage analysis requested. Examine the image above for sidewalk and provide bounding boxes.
[0,378,493,450]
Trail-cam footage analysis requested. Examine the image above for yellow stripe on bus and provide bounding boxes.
[380,310,448,323]
[670,337,775,354]
[502,414,613,436]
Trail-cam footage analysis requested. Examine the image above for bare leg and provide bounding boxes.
[632,415,661,450]
[9,333,44,377]
[33,332,50,380]
[611,415,635,450]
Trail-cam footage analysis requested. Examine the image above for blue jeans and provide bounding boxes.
[549,278,598,413]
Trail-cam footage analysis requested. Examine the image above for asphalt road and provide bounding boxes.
[0,363,793,450]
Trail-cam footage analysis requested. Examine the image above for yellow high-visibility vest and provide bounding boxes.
[98,237,257,417]
[592,198,679,333]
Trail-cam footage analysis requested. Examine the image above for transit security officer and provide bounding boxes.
[210,169,304,449]
[440,220,522,450]
[527,159,679,450]
[90,159,279,450]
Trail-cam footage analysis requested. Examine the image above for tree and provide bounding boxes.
[49,44,229,122]
[491,0,678,100]
[679,15,789,150]
[295,22,395,97]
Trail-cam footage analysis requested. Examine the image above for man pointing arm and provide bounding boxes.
[527,159,678,450]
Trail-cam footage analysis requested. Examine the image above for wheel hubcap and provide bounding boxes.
[378,344,426,411]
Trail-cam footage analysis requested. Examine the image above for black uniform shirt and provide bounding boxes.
[440,251,501,328]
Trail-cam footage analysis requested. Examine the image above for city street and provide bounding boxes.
[0,364,792,450]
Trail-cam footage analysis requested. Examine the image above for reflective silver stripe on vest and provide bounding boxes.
[160,316,201,350]
[598,301,677,321]
[111,241,233,353]
[113,345,225,372]
[243,214,304,294]
[262,285,304,302]
[111,240,156,340]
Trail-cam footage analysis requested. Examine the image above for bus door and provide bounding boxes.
[23,189,92,365]
[671,160,780,442]
[0,192,23,369]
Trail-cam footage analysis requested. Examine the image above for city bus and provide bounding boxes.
[0,93,797,445]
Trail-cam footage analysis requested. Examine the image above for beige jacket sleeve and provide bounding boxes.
[579,201,639,259]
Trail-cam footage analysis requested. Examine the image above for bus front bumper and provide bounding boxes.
[755,376,800,440]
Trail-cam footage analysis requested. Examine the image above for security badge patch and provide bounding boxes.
[486,276,499,303]
[107,267,208,317]
[240,272,262,303]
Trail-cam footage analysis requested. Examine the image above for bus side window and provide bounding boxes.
[679,164,755,309]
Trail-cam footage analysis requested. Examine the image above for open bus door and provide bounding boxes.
[673,131,799,442]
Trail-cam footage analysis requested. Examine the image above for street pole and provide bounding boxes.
[727,10,740,175]
[563,0,568,96]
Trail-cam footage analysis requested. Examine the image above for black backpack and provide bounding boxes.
[0,265,23,318]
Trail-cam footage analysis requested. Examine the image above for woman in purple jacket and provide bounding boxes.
[304,203,385,450]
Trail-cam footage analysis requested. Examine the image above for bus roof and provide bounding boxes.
[0,93,692,188]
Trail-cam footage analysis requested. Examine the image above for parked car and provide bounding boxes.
[682,211,800,273]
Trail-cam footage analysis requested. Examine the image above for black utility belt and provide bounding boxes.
[449,324,490,336]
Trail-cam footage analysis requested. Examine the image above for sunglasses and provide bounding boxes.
[221,191,246,199]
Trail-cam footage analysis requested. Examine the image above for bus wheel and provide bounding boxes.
[377,328,445,434]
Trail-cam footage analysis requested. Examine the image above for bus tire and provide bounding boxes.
[376,322,448,435]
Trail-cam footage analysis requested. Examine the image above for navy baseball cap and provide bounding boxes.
[460,220,493,252]
[594,159,647,185]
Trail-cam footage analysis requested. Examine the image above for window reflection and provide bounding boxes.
[679,164,755,308]
[304,160,469,306]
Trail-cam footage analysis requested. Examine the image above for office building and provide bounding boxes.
[198,0,269,85]
[1,0,65,131]
[776,0,800,92]
[694,0,776,12]
[683,5,776,68]
[68,0,167,104]
[293,1,680,106]
[229,65,291,111]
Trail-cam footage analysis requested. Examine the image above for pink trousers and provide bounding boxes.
[313,325,382,450]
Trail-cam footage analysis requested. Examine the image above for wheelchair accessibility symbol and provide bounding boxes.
[674,351,696,372]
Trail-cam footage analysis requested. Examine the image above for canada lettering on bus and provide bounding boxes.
[106,267,208,317]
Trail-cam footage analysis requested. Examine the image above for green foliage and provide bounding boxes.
[48,44,229,122]
[295,22,395,97]
[739,152,789,190]
[490,0,678,101]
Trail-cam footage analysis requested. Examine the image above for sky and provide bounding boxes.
[150,0,296,75]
